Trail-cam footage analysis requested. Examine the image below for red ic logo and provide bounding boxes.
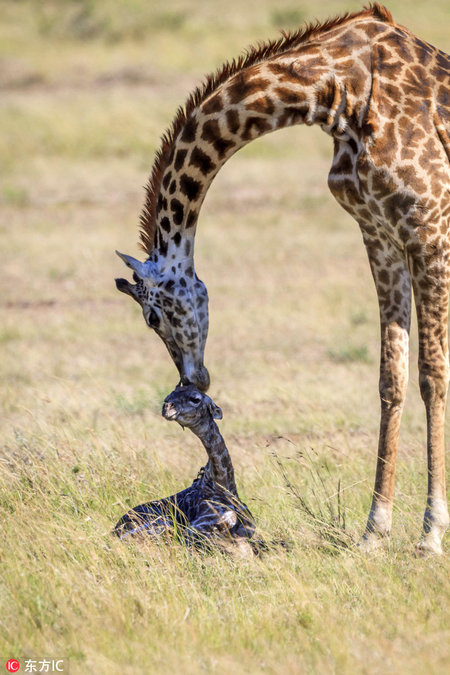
[6,660,20,673]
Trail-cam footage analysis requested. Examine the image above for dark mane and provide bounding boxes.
[139,3,394,255]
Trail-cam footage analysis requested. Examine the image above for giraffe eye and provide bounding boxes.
[189,395,202,405]
[148,310,160,328]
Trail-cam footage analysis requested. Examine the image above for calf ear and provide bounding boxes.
[207,399,223,420]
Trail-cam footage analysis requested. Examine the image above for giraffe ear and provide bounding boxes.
[115,277,143,305]
[207,399,223,420]
[115,251,158,284]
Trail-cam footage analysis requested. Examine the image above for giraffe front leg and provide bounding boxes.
[190,506,254,558]
[413,273,450,555]
[191,502,238,536]
[359,246,411,552]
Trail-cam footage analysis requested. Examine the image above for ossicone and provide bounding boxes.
[115,250,159,284]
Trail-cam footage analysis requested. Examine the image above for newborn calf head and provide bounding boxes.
[162,385,222,427]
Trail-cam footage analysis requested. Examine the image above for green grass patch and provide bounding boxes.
[1,1,449,672]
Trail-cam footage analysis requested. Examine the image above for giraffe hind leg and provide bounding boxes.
[411,256,450,555]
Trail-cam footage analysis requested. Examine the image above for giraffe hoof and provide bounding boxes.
[416,539,443,556]
[357,532,385,554]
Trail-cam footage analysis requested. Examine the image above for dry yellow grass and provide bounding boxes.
[1,2,449,673]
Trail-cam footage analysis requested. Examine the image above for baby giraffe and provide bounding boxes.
[114,385,255,550]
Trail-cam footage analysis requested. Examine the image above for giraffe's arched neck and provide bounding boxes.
[144,15,383,269]
[116,7,401,389]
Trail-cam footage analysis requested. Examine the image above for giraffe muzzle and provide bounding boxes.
[180,364,210,392]
[162,401,178,420]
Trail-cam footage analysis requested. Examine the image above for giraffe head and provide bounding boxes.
[115,251,210,391]
[162,384,222,427]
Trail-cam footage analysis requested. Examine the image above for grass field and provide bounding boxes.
[1,1,449,673]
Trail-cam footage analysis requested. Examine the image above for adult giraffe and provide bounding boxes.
[115,4,450,554]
